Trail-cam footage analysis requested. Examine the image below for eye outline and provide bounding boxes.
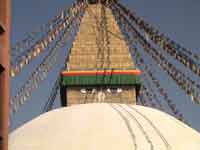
[107,88,111,93]
[80,88,96,94]
[107,88,123,94]
[117,88,123,93]
[80,88,86,94]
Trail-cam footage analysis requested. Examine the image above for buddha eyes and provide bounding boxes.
[80,88,123,94]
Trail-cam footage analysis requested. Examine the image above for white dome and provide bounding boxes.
[9,103,200,150]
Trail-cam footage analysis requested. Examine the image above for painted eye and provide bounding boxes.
[80,88,86,94]
[117,88,122,93]
[107,88,111,93]
[107,88,120,94]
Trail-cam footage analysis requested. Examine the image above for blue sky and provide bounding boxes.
[11,0,200,131]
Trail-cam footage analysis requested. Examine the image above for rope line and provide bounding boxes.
[111,5,200,104]
[126,105,171,150]
[116,2,200,77]
[10,3,85,116]
[117,104,154,150]
[109,104,137,150]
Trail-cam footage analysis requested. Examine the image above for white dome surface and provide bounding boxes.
[9,103,200,150]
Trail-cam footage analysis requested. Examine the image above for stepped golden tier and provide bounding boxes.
[60,4,141,106]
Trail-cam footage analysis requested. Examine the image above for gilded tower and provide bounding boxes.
[60,1,141,106]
